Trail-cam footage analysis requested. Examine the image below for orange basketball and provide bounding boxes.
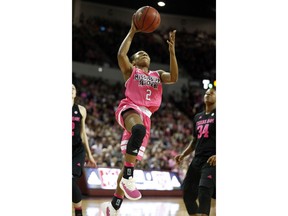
[133,6,161,33]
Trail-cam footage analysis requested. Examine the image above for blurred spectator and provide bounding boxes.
[73,16,215,82]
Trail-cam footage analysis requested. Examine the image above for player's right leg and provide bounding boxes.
[100,201,120,216]
[182,161,201,215]
[119,110,146,200]
[100,169,124,215]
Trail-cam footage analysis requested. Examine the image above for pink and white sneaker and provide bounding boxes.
[100,202,119,216]
[119,176,142,200]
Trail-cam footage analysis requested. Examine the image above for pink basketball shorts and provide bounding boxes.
[115,98,152,161]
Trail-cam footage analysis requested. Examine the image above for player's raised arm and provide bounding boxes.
[159,30,178,84]
[117,16,139,80]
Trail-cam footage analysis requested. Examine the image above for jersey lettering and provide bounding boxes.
[146,89,151,101]
[197,124,209,138]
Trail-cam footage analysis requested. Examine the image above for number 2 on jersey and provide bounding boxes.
[146,89,151,101]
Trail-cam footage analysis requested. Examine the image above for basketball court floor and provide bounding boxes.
[73,197,216,216]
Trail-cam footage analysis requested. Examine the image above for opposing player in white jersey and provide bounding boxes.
[101,16,179,215]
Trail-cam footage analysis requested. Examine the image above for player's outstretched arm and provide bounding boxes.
[159,30,178,84]
[174,137,196,165]
[79,105,97,168]
[117,16,140,80]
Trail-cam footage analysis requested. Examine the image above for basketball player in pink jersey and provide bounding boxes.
[100,17,178,215]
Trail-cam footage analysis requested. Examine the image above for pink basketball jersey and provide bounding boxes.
[125,67,163,113]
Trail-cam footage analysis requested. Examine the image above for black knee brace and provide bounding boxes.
[198,186,214,215]
[72,177,82,203]
[126,124,146,156]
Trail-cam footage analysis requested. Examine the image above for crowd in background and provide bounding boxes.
[73,15,216,82]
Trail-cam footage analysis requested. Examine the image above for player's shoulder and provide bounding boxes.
[148,69,162,79]
[192,111,204,122]
[194,111,205,118]
[211,108,216,116]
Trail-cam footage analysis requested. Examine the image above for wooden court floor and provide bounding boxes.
[73,197,216,216]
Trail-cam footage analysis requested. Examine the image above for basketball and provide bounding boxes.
[133,6,161,33]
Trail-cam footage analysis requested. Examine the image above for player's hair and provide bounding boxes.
[73,83,81,105]
[129,53,137,63]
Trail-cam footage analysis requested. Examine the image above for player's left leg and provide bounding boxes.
[197,164,216,215]
[72,149,85,216]
[72,177,83,216]
[182,160,201,215]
